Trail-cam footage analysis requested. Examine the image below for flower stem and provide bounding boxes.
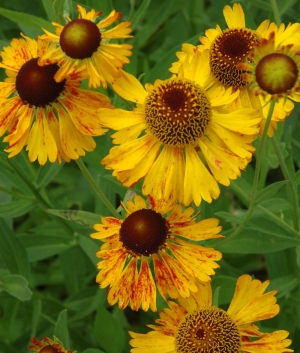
[75,158,120,218]
[271,137,300,232]
[270,0,281,26]
[224,100,276,242]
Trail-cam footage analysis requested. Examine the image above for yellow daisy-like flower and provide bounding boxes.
[238,31,300,101]
[28,337,72,353]
[39,5,133,88]
[91,194,223,311]
[99,50,261,206]
[129,274,293,353]
[0,35,113,164]
[170,3,300,136]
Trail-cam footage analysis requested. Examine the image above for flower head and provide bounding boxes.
[99,50,261,206]
[129,274,293,353]
[28,337,72,353]
[91,194,223,311]
[39,5,133,88]
[170,3,300,136]
[0,35,113,164]
[238,31,300,101]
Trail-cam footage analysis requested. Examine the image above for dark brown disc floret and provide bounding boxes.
[210,28,261,87]
[119,209,169,257]
[40,346,60,353]
[144,78,212,146]
[60,19,101,59]
[16,58,65,107]
[175,307,241,353]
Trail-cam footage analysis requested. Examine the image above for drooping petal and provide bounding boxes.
[184,145,220,205]
[92,217,122,239]
[107,257,138,310]
[134,258,157,312]
[26,109,57,164]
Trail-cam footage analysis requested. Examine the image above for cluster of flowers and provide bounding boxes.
[1,2,298,353]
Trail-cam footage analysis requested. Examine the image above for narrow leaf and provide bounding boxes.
[0,219,30,278]
[54,309,70,349]
[0,200,36,218]
[46,209,100,228]
[255,180,288,205]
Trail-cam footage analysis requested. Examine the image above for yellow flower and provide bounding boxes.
[170,3,300,136]
[28,337,72,353]
[99,50,261,206]
[91,194,223,311]
[238,31,300,102]
[0,35,113,164]
[129,274,293,353]
[39,5,133,88]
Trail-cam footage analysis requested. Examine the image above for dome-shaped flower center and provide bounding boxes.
[175,307,241,353]
[60,19,101,59]
[15,58,65,107]
[40,346,59,353]
[144,78,212,146]
[210,28,261,87]
[119,209,169,256]
[255,53,298,95]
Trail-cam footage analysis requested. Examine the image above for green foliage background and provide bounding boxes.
[0,0,300,352]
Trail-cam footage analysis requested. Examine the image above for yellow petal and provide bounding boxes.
[184,145,220,205]
[59,97,107,136]
[0,97,23,136]
[178,280,212,311]
[56,105,95,159]
[129,331,175,353]
[227,274,279,326]
[111,69,148,104]
[160,252,198,298]
[134,259,157,312]
[26,109,57,165]
[102,133,157,171]
[143,146,185,204]
[152,254,179,300]
[107,258,138,310]
[241,330,293,353]
[223,3,245,28]
[97,108,145,130]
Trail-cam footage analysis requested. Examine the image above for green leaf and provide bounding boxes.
[267,275,299,299]
[213,227,300,254]
[0,7,54,37]
[36,162,64,189]
[0,200,36,218]
[30,299,42,338]
[293,170,300,186]
[82,349,106,353]
[93,305,126,353]
[211,275,236,305]
[0,274,32,301]
[54,309,70,349]
[47,209,100,228]
[53,0,73,23]
[0,219,30,279]
[77,234,99,265]
[214,211,243,224]
[0,339,18,353]
[255,180,288,205]
[131,0,152,30]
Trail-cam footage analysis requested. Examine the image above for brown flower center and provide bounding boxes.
[210,28,261,87]
[255,53,298,94]
[15,58,65,107]
[175,307,241,353]
[144,78,212,146]
[60,19,101,59]
[119,209,169,256]
[40,346,59,353]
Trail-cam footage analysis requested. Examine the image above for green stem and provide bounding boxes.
[75,158,120,218]
[270,0,281,26]
[225,100,276,241]
[271,137,300,231]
